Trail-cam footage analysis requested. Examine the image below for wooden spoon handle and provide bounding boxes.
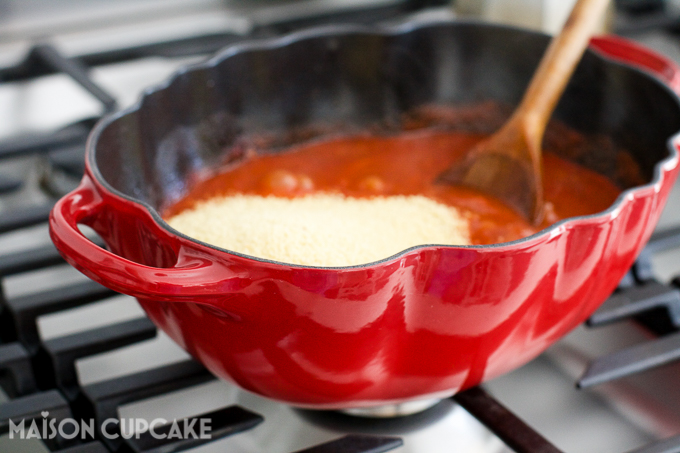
[514,0,610,156]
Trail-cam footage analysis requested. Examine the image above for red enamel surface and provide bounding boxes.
[49,35,680,409]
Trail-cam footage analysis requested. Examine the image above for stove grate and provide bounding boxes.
[0,203,56,234]
[0,123,90,160]
[453,388,564,453]
[55,442,109,453]
[0,177,24,196]
[38,317,157,400]
[588,280,680,329]
[0,389,73,449]
[54,443,109,453]
[0,1,446,84]
[580,231,680,389]
[1,279,117,352]
[579,331,680,388]
[0,242,67,276]
[18,44,118,113]
[0,342,36,397]
[293,435,403,453]
[572,229,680,453]
[121,405,264,453]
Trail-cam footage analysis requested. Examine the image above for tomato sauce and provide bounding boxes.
[164,129,622,245]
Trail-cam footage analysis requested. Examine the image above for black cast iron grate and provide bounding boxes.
[0,2,679,452]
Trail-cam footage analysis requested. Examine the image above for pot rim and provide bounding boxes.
[84,19,680,270]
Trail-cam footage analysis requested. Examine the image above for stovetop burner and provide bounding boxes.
[298,399,454,434]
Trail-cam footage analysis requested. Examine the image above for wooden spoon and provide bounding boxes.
[439,0,610,225]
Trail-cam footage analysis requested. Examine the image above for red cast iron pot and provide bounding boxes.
[49,22,680,409]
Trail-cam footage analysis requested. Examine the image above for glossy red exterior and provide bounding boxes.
[50,33,680,409]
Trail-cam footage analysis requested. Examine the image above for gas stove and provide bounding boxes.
[1,1,680,452]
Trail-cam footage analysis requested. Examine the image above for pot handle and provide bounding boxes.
[49,177,238,303]
[590,35,680,94]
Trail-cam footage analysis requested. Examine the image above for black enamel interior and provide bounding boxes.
[91,22,680,214]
